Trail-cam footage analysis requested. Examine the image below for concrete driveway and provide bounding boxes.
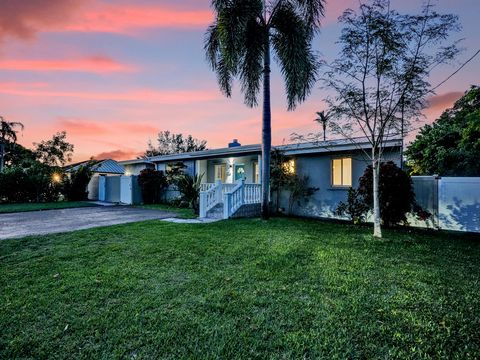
[0,206,177,240]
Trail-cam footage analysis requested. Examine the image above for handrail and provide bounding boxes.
[200,181,262,219]
[199,180,222,218]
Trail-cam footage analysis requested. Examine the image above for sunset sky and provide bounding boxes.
[0,0,478,162]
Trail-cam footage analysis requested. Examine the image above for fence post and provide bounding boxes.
[199,192,206,218]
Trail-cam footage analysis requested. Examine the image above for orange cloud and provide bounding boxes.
[0,82,221,104]
[94,149,142,161]
[0,55,135,73]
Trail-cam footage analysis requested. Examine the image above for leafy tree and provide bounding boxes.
[0,116,24,172]
[2,142,36,168]
[144,131,207,157]
[137,169,168,204]
[205,0,325,219]
[359,161,416,227]
[406,86,480,176]
[317,0,460,237]
[34,131,74,167]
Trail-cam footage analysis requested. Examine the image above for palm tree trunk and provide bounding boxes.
[261,32,271,220]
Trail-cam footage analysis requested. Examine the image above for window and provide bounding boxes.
[282,159,295,175]
[332,157,352,187]
[214,164,226,182]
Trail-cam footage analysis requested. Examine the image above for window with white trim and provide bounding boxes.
[332,157,352,187]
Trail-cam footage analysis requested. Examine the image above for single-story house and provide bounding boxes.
[119,137,402,219]
[65,159,125,200]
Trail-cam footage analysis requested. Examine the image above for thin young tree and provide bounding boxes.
[320,0,460,237]
[205,0,325,219]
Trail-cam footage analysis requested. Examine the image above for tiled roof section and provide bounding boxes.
[66,159,125,174]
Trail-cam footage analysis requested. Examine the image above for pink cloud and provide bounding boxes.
[0,82,221,104]
[0,0,88,40]
[426,91,463,110]
[62,3,213,34]
[94,149,142,161]
[0,0,212,40]
[0,55,135,73]
[57,118,157,136]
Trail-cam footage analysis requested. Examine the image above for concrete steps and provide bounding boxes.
[206,203,224,219]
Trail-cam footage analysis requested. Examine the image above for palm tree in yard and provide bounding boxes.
[205,0,325,219]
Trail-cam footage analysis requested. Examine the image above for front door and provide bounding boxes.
[214,164,226,182]
[234,164,245,181]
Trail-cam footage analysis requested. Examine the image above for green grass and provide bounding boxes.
[0,201,97,213]
[137,203,197,219]
[0,218,479,359]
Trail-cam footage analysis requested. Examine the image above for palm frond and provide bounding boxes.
[271,2,319,109]
[239,17,265,107]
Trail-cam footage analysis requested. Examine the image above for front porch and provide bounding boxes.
[196,154,261,185]
[196,154,262,219]
[199,180,262,219]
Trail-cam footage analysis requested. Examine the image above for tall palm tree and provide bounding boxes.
[205,0,324,219]
[0,116,24,171]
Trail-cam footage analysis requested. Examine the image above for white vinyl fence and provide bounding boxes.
[412,176,480,233]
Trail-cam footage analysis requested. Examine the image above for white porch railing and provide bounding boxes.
[223,180,261,219]
[199,180,222,218]
[200,183,216,192]
[200,180,262,219]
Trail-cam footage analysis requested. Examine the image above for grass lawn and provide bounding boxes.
[138,203,197,219]
[0,201,97,214]
[1,218,479,359]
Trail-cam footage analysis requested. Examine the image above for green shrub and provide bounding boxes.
[64,165,93,201]
[138,169,168,204]
[359,161,415,227]
[0,163,63,203]
[335,187,369,224]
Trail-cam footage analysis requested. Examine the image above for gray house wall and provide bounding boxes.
[278,149,401,219]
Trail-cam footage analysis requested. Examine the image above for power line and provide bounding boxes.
[431,49,480,92]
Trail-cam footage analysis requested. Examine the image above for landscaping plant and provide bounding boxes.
[175,173,203,214]
[63,164,93,201]
[359,161,416,227]
[137,168,168,204]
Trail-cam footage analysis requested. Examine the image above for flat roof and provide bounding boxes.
[143,136,402,163]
